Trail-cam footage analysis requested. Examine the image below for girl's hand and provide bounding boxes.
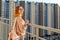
[25,20,29,25]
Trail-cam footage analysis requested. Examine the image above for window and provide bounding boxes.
[35,3,40,25]
[43,3,48,36]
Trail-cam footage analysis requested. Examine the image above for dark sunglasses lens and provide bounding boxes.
[19,8,24,11]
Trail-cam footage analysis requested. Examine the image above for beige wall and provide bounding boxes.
[30,2,36,35]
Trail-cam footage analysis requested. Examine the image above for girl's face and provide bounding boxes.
[19,7,24,16]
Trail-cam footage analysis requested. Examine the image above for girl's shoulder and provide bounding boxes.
[16,16,24,22]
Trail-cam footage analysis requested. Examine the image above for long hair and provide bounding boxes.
[14,6,24,17]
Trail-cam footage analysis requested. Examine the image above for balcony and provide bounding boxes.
[0,17,60,40]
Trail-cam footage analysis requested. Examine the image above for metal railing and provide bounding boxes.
[0,17,60,40]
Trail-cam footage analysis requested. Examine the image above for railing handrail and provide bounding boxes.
[0,17,60,34]
[28,23,60,34]
[0,17,10,20]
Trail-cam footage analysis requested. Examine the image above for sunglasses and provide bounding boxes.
[19,8,24,11]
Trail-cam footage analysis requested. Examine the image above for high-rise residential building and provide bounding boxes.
[0,0,2,17]
[35,2,40,40]
[43,3,48,36]
[25,2,31,40]
[25,2,31,32]
[35,2,40,25]
[38,3,44,37]
[0,0,2,40]
[15,0,20,6]
[59,7,60,29]
[50,4,55,35]
[54,4,58,29]
[30,2,36,38]
[47,3,52,35]
[9,0,15,28]
[53,4,59,35]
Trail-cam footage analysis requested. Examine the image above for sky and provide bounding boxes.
[24,0,60,6]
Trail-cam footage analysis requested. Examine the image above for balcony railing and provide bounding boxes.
[0,17,60,40]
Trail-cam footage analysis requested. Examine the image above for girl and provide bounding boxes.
[8,6,29,40]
